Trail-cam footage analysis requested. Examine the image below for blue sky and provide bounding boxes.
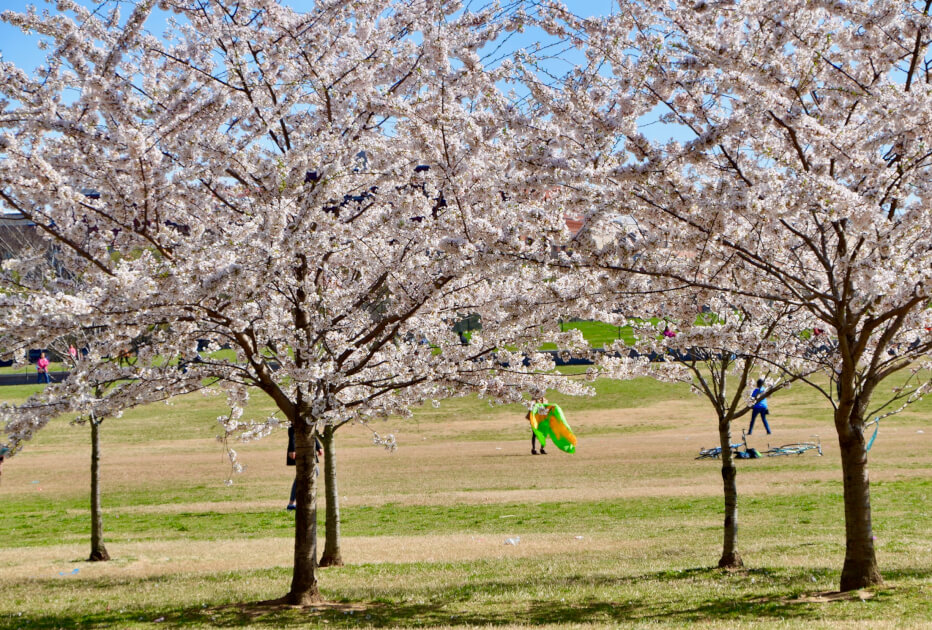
[0,0,686,166]
[0,1,619,71]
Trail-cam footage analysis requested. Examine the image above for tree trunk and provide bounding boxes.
[717,417,742,569]
[285,417,323,605]
[88,417,110,562]
[318,424,343,567]
[837,410,882,591]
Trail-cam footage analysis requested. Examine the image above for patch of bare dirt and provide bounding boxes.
[789,589,876,603]
[0,533,632,581]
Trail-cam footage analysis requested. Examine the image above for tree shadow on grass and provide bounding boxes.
[170,590,852,628]
[5,564,928,629]
[0,594,860,630]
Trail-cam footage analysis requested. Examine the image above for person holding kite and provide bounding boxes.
[529,395,549,454]
[527,394,578,455]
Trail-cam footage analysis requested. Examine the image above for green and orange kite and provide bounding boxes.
[527,404,578,454]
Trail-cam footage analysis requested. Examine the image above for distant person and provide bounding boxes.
[68,344,78,360]
[117,347,133,365]
[0,445,7,479]
[662,325,676,338]
[36,352,51,384]
[286,425,323,511]
[748,378,772,435]
[529,395,549,455]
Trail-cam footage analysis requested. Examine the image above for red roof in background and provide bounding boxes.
[564,215,584,236]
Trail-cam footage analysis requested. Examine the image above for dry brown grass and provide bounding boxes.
[1,381,930,628]
[0,532,640,581]
[4,396,928,508]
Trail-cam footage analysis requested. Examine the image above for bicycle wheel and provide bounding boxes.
[767,443,819,456]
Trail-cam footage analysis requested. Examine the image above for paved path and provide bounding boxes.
[0,371,69,386]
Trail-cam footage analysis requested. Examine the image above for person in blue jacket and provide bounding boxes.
[748,378,772,435]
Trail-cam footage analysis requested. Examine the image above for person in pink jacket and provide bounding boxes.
[36,352,51,384]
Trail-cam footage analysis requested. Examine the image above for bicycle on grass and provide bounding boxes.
[696,430,760,460]
[763,436,822,457]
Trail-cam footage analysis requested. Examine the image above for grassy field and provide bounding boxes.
[539,321,636,349]
[1,376,931,629]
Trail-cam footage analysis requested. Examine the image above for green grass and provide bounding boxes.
[0,383,49,401]
[2,474,930,627]
[37,477,932,545]
[2,364,931,628]
[24,475,932,551]
[3,560,927,630]
[536,320,636,349]
[0,495,740,548]
[409,374,692,424]
[563,320,637,346]
[1,494,929,630]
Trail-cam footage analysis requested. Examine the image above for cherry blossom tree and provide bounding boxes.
[531,0,932,590]
[633,296,809,569]
[0,330,208,561]
[562,212,816,568]
[0,213,169,563]
[0,0,590,605]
